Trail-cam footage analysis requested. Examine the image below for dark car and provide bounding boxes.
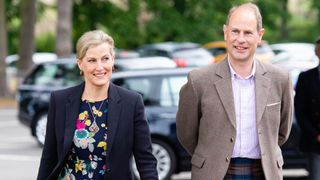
[17,60,307,179]
[17,59,189,179]
[138,42,214,67]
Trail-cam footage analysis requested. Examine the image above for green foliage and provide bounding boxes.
[143,0,241,44]
[35,32,55,52]
[5,0,320,53]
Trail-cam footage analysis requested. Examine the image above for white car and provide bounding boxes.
[270,43,318,88]
[5,53,57,93]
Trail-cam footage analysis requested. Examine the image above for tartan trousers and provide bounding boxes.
[224,157,265,180]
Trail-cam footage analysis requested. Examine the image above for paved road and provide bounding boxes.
[0,108,189,180]
[0,108,308,180]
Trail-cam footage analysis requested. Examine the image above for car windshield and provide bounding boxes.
[23,63,82,86]
[113,74,187,107]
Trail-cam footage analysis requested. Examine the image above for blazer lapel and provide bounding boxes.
[255,61,271,124]
[106,83,121,162]
[63,83,84,158]
[215,60,236,128]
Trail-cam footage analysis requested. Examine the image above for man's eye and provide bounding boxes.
[231,30,238,34]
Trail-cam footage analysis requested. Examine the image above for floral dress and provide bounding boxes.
[59,99,108,180]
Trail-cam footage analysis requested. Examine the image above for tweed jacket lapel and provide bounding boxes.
[254,60,271,124]
[214,59,236,128]
[63,83,85,158]
[105,83,121,162]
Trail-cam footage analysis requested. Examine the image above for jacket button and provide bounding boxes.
[230,137,234,142]
[226,157,230,162]
[106,169,111,174]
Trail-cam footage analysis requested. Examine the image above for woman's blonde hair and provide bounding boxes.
[76,30,115,60]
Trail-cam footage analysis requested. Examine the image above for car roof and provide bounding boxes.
[112,67,194,79]
[33,57,193,77]
[115,56,177,70]
[270,43,314,52]
[5,52,57,64]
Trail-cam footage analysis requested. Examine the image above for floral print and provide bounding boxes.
[59,99,108,180]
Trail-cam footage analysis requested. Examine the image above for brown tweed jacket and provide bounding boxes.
[176,59,293,180]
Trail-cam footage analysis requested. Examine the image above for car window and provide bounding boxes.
[113,74,187,107]
[160,76,187,107]
[208,47,226,56]
[140,49,170,58]
[173,48,212,59]
[24,63,82,86]
[113,77,161,106]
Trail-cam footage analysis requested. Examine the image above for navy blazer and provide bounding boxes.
[37,82,158,180]
[295,67,320,153]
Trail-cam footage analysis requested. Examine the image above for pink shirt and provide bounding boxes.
[228,60,261,159]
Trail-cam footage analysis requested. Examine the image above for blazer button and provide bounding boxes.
[106,168,111,174]
[230,137,234,143]
[226,157,230,162]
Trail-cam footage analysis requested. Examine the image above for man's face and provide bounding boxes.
[223,8,264,63]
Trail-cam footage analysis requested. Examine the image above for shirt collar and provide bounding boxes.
[228,58,256,80]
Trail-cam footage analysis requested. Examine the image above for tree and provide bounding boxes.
[56,0,73,58]
[17,0,36,78]
[0,0,8,97]
[311,0,320,28]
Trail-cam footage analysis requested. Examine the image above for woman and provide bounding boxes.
[37,30,158,180]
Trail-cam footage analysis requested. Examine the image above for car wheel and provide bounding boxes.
[132,139,177,180]
[35,113,47,146]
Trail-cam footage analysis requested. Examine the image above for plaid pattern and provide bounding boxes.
[224,158,265,180]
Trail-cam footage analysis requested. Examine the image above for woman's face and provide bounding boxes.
[77,43,114,88]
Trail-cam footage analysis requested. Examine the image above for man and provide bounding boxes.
[294,37,320,180]
[176,3,293,180]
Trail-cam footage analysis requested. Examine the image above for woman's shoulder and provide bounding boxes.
[110,83,140,98]
[51,83,84,99]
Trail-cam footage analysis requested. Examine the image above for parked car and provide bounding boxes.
[203,40,275,63]
[270,43,315,55]
[270,43,318,88]
[5,52,57,93]
[17,60,308,179]
[202,41,227,63]
[138,42,215,67]
[114,56,177,71]
[115,48,140,59]
[16,58,184,180]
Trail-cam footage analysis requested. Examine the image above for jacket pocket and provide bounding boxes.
[191,153,205,168]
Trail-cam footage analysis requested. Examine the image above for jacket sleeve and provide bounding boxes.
[278,72,294,146]
[133,95,159,180]
[294,72,319,140]
[176,73,200,155]
[37,92,58,180]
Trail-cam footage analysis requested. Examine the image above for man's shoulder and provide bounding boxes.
[189,61,222,78]
[258,61,289,77]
